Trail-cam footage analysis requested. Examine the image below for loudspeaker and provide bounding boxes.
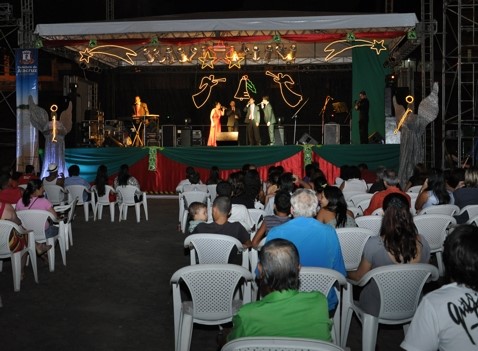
[180,129,191,147]
[217,132,238,146]
[275,126,285,145]
[192,130,202,146]
[368,131,384,144]
[324,123,340,144]
[298,133,318,145]
[161,125,176,147]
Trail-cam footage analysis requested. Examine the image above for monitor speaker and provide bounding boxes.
[161,125,177,147]
[324,123,340,144]
[180,129,191,147]
[217,132,238,146]
[298,133,318,145]
[369,131,384,144]
[275,126,285,145]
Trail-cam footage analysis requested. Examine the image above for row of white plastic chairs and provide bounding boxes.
[43,184,148,223]
[175,229,439,351]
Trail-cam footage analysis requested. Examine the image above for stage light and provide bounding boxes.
[264,45,273,63]
[252,46,261,62]
[143,48,155,64]
[285,44,297,63]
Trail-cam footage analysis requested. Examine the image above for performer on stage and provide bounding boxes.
[226,100,241,132]
[132,96,149,117]
[261,96,276,145]
[207,102,224,147]
[354,90,369,144]
[244,97,261,146]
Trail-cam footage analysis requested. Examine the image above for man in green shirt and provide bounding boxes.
[226,238,331,342]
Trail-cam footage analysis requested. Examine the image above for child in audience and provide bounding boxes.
[187,202,208,233]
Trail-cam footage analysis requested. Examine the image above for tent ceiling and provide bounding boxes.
[34,12,419,69]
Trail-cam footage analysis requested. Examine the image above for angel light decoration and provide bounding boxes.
[28,95,73,178]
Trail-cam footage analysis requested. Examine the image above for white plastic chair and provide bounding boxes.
[355,198,372,213]
[179,190,209,233]
[221,337,345,351]
[407,185,422,193]
[418,204,460,216]
[299,267,347,346]
[206,184,217,201]
[229,204,255,232]
[342,191,365,203]
[456,204,478,221]
[336,227,373,347]
[65,184,95,221]
[16,209,67,272]
[93,185,117,222]
[355,215,382,236]
[54,198,78,251]
[370,207,384,216]
[349,193,374,207]
[248,208,265,235]
[341,263,439,351]
[43,184,68,206]
[116,185,148,222]
[413,214,457,276]
[0,220,38,291]
[347,206,362,218]
[171,263,253,351]
[467,214,478,226]
[183,233,249,270]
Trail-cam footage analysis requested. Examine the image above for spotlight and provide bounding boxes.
[177,47,189,63]
[252,46,261,62]
[143,48,155,64]
[285,44,297,63]
[264,45,273,63]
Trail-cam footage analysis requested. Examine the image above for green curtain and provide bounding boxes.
[352,47,390,144]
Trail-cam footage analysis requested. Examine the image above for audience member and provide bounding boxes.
[42,163,65,187]
[251,190,291,248]
[404,162,428,191]
[368,165,386,193]
[266,188,346,311]
[415,168,454,213]
[363,169,410,215]
[186,202,208,234]
[0,173,23,204]
[64,164,92,201]
[182,171,207,192]
[348,193,431,317]
[316,185,357,228]
[18,164,39,185]
[175,166,198,193]
[446,167,466,191]
[228,171,254,209]
[192,195,252,252]
[339,165,367,193]
[206,165,222,185]
[453,167,478,223]
[244,168,265,206]
[401,224,478,351]
[226,239,331,343]
[358,163,377,184]
[216,180,255,232]
[113,164,142,203]
[93,164,116,202]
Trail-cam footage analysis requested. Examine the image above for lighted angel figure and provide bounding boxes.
[28,95,73,178]
[393,82,439,188]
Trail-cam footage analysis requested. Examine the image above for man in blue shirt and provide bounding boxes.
[266,188,346,311]
[64,164,91,201]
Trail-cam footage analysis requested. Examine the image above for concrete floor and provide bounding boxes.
[0,198,439,350]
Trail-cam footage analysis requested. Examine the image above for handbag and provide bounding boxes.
[9,227,27,253]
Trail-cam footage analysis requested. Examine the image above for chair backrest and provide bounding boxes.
[183,183,208,193]
[93,185,117,204]
[248,208,265,234]
[171,263,253,322]
[181,190,209,209]
[407,185,422,193]
[299,267,347,297]
[358,263,439,321]
[354,215,382,236]
[0,220,28,256]
[418,204,460,216]
[467,214,478,226]
[65,184,90,205]
[116,185,141,204]
[221,337,345,351]
[413,214,457,252]
[342,191,365,203]
[355,198,372,213]
[43,184,67,205]
[349,193,374,207]
[335,227,373,271]
[347,206,363,218]
[16,209,55,242]
[370,207,384,216]
[207,184,217,200]
[184,233,248,268]
[458,204,478,219]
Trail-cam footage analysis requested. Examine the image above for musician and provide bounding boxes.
[132,96,149,117]
[354,90,369,144]
[244,97,261,146]
[225,100,241,132]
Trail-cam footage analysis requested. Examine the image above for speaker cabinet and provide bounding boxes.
[368,131,384,144]
[161,125,177,147]
[217,132,238,146]
[275,126,285,145]
[192,130,202,146]
[324,123,340,144]
[298,133,318,145]
[179,129,192,147]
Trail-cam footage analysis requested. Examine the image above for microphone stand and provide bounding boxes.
[320,96,333,144]
[291,98,309,144]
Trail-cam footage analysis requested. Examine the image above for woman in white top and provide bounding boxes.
[339,165,367,193]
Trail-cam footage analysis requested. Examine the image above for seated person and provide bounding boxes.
[18,164,39,185]
[175,166,200,193]
[182,171,207,193]
[316,185,357,228]
[42,163,65,187]
[0,173,23,204]
[453,167,478,223]
[339,165,368,193]
[415,168,454,213]
[401,224,478,351]
[64,164,92,201]
[192,195,252,253]
[216,180,255,232]
[225,239,331,343]
[186,201,207,234]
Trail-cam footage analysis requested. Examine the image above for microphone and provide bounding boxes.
[328,96,334,100]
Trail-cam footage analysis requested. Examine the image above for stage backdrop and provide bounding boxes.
[63,144,399,194]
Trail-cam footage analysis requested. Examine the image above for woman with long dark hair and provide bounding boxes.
[348,192,430,316]
[113,164,142,203]
[415,167,454,212]
[94,164,116,202]
[316,185,356,228]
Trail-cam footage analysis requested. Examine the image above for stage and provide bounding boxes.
[63,144,399,194]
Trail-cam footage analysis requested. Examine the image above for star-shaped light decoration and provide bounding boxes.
[198,49,217,69]
[224,47,245,69]
[79,45,137,65]
[370,40,387,55]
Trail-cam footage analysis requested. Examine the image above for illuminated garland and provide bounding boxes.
[324,39,387,61]
[192,75,227,109]
[50,104,58,143]
[79,45,138,65]
[265,71,303,108]
[394,95,414,134]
